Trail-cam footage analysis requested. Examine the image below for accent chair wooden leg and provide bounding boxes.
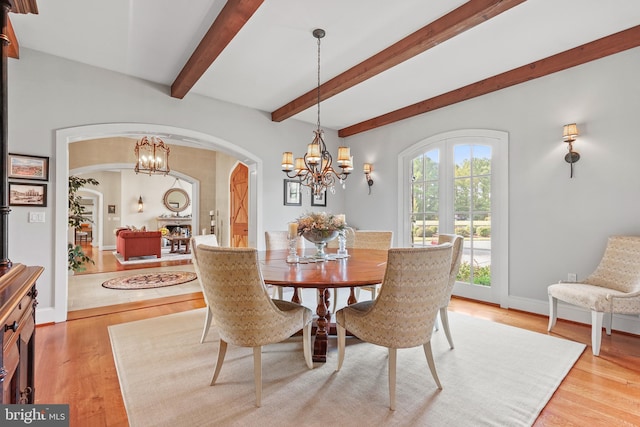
[210,339,228,385]
[605,311,613,335]
[253,346,262,407]
[423,341,442,390]
[336,324,346,371]
[548,295,558,331]
[591,311,604,356]
[200,306,212,343]
[388,347,397,411]
[440,307,454,349]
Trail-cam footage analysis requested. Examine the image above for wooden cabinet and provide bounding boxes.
[0,264,42,404]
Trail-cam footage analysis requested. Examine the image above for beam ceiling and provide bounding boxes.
[338,25,640,137]
[270,0,527,123]
[170,0,264,99]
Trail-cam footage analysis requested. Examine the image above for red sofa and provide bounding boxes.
[116,230,162,261]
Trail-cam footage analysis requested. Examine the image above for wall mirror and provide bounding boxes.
[163,188,190,213]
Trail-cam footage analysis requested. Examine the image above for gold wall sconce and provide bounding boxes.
[137,195,144,213]
[364,163,374,195]
[563,123,580,178]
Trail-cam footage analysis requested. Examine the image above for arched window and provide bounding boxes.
[398,130,508,305]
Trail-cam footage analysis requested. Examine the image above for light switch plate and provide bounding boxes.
[28,212,45,223]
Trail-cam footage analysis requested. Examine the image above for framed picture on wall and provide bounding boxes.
[311,190,326,207]
[283,179,302,206]
[108,205,116,214]
[9,182,47,207]
[8,153,49,181]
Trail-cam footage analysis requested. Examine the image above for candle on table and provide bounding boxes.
[288,222,298,239]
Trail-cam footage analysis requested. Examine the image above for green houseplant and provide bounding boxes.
[68,175,99,272]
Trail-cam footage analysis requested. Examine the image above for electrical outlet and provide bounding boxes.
[567,273,577,283]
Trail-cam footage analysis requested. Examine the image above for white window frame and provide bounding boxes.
[397,129,509,307]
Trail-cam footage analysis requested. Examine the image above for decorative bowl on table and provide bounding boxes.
[302,230,339,259]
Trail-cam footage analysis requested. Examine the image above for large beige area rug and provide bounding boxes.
[109,309,585,427]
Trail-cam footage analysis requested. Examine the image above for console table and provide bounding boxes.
[0,264,42,404]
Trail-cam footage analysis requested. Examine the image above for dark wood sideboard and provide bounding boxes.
[0,264,42,404]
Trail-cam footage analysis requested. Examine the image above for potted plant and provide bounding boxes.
[68,175,99,272]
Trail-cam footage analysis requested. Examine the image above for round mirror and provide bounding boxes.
[163,188,190,213]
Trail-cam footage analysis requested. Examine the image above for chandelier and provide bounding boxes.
[134,136,170,175]
[281,28,353,198]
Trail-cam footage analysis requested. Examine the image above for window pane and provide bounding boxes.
[412,182,424,213]
[412,155,423,181]
[454,177,470,214]
[424,150,439,180]
[425,182,438,213]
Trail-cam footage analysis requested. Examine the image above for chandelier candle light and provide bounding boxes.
[281,29,353,198]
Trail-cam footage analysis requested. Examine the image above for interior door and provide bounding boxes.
[230,163,249,247]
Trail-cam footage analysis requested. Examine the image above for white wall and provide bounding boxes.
[8,46,640,332]
[343,47,640,332]
[8,48,346,322]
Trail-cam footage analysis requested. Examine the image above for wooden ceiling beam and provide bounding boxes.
[6,15,18,58]
[339,25,640,137]
[171,0,264,99]
[271,0,527,123]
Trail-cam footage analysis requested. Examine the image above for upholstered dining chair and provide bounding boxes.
[335,245,453,411]
[190,234,219,343]
[548,235,640,356]
[433,234,464,349]
[265,231,305,300]
[193,244,313,407]
[351,230,393,304]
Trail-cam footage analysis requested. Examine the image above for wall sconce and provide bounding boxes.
[137,195,144,213]
[363,163,374,195]
[562,123,580,178]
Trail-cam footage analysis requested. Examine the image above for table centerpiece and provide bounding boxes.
[296,211,346,259]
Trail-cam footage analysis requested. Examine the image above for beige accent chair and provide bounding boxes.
[265,231,305,300]
[351,230,393,302]
[193,245,313,407]
[433,234,464,349]
[335,245,453,410]
[548,235,640,356]
[190,234,219,343]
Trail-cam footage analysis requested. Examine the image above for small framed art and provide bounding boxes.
[283,179,302,206]
[311,191,326,207]
[8,153,49,181]
[108,205,116,214]
[9,182,47,207]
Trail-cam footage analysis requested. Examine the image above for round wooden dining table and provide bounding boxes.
[260,248,388,362]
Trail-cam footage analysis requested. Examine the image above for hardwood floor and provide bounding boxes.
[76,242,191,275]
[34,296,640,426]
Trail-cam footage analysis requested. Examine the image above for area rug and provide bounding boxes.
[102,271,197,290]
[109,309,585,427]
[112,247,192,265]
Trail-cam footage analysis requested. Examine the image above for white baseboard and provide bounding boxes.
[35,307,57,325]
[506,295,640,336]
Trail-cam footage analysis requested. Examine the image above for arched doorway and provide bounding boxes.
[53,123,263,323]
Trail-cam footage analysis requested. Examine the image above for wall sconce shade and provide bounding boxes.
[364,163,374,195]
[562,123,580,178]
[137,195,144,213]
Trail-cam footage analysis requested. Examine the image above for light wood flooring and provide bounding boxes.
[35,293,640,426]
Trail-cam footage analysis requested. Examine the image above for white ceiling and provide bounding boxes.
[10,0,640,131]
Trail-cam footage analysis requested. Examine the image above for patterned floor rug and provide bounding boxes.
[102,271,198,290]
